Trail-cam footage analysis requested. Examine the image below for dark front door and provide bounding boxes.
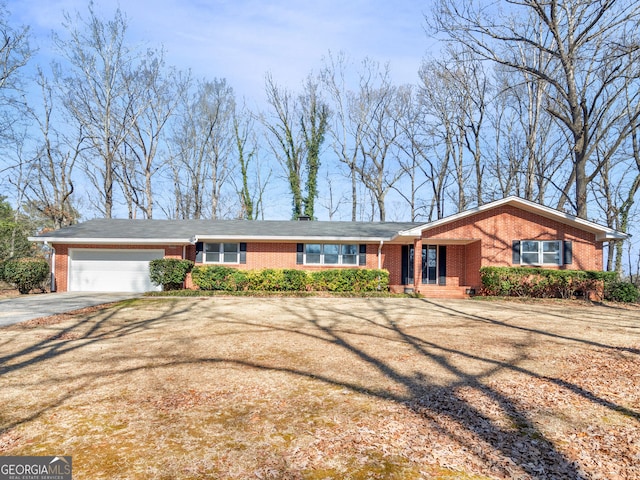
[422,245,447,285]
[401,245,414,285]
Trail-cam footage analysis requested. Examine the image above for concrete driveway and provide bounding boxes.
[0,292,140,327]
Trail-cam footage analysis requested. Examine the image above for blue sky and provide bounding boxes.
[12,0,434,103]
[4,0,440,221]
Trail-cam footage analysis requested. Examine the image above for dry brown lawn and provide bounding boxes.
[0,297,639,479]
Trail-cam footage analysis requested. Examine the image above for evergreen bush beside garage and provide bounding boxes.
[149,258,194,291]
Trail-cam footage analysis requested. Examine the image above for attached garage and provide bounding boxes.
[68,249,164,292]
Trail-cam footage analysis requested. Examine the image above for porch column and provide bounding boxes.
[413,237,422,291]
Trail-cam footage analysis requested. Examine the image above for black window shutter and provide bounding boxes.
[512,240,521,264]
[438,245,447,286]
[296,243,304,265]
[563,240,573,265]
[239,242,247,264]
[195,242,204,263]
[359,244,367,266]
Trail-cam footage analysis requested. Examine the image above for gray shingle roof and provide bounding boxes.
[32,219,423,243]
[29,196,628,244]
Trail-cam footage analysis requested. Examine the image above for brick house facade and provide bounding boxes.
[31,197,625,297]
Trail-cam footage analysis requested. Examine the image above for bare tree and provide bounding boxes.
[393,85,433,221]
[300,75,329,220]
[488,62,567,204]
[419,58,468,214]
[119,53,186,219]
[320,51,363,221]
[447,48,490,206]
[0,3,31,142]
[263,74,305,219]
[0,3,33,206]
[55,3,145,218]
[318,172,347,221]
[263,73,328,220]
[169,78,235,219]
[25,69,82,228]
[429,0,640,219]
[231,104,270,220]
[592,81,640,273]
[352,61,405,221]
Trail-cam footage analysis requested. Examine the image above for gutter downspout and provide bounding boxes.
[45,241,56,292]
[378,240,384,270]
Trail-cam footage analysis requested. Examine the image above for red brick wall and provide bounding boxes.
[52,242,395,292]
[465,241,482,287]
[185,242,385,271]
[446,245,465,287]
[51,208,604,293]
[53,244,70,292]
[421,205,603,289]
[380,244,401,287]
[183,243,389,289]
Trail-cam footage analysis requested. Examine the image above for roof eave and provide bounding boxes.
[398,196,628,241]
[596,232,629,242]
[29,237,193,245]
[193,235,399,243]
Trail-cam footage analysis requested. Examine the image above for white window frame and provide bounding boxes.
[520,240,562,266]
[304,243,359,266]
[203,242,240,264]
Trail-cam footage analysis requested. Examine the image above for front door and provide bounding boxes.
[401,245,414,285]
[422,245,447,285]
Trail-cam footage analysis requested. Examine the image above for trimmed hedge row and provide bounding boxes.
[191,265,389,293]
[479,266,633,301]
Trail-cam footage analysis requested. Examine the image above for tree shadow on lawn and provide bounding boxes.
[1,297,638,479]
[205,297,639,479]
[418,300,640,418]
[479,298,640,333]
[0,299,193,435]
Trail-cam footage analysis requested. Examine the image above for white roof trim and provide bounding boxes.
[193,235,395,243]
[29,234,402,245]
[398,196,628,242]
[28,237,193,245]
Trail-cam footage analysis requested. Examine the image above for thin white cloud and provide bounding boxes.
[10,0,430,101]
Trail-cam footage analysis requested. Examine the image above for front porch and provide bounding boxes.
[398,238,481,298]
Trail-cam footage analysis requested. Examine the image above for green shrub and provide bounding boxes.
[228,269,250,291]
[605,281,640,303]
[479,267,616,300]
[3,257,50,294]
[149,258,194,290]
[190,266,388,293]
[311,269,388,292]
[282,269,309,291]
[246,269,287,291]
[191,265,247,291]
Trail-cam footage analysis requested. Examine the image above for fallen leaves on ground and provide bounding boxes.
[0,297,639,479]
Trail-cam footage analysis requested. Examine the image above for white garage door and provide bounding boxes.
[69,249,164,292]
